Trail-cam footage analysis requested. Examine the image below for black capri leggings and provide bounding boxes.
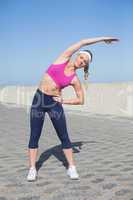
[28,88,72,149]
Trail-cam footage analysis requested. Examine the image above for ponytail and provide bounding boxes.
[84,66,89,80]
[83,50,93,90]
[83,50,92,81]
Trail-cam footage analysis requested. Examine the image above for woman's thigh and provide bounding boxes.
[30,89,46,135]
[47,102,70,141]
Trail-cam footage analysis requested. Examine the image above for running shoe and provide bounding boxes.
[27,167,37,181]
[67,165,79,179]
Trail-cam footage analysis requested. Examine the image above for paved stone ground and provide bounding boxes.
[0,103,133,200]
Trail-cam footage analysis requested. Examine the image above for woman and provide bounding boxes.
[27,36,119,181]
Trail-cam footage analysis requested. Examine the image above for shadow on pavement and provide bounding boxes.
[36,141,91,171]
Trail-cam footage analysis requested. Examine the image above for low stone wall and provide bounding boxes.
[0,82,133,117]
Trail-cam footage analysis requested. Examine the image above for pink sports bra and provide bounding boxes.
[46,60,76,89]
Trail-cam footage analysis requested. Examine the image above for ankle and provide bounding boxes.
[30,166,36,169]
[69,165,76,169]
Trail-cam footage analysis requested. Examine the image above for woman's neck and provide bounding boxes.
[67,60,76,73]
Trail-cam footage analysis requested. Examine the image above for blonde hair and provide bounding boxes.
[81,50,92,81]
[82,50,93,90]
[84,66,89,80]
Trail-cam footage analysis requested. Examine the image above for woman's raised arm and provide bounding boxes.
[60,36,119,58]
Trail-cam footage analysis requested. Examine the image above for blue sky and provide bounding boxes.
[0,0,132,85]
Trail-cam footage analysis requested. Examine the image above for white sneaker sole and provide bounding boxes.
[67,172,79,180]
[69,176,79,180]
[27,174,38,182]
[27,177,37,182]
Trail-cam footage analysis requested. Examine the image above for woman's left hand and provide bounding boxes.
[103,37,119,44]
[53,96,63,103]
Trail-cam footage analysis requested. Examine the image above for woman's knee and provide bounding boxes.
[28,139,39,148]
[28,131,40,148]
[62,141,72,149]
[61,135,72,149]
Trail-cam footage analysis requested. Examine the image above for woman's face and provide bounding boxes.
[74,53,90,69]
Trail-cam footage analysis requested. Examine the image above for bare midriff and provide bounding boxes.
[38,73,62,97]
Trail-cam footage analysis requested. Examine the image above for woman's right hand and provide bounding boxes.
[52,96,63,104]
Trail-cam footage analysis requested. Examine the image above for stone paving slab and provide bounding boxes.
[0,104,133,200]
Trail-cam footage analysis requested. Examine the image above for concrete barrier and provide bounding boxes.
[0,82,133,117]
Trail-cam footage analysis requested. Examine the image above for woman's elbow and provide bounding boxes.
[80,101,84,105]
[79,98,84,105]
